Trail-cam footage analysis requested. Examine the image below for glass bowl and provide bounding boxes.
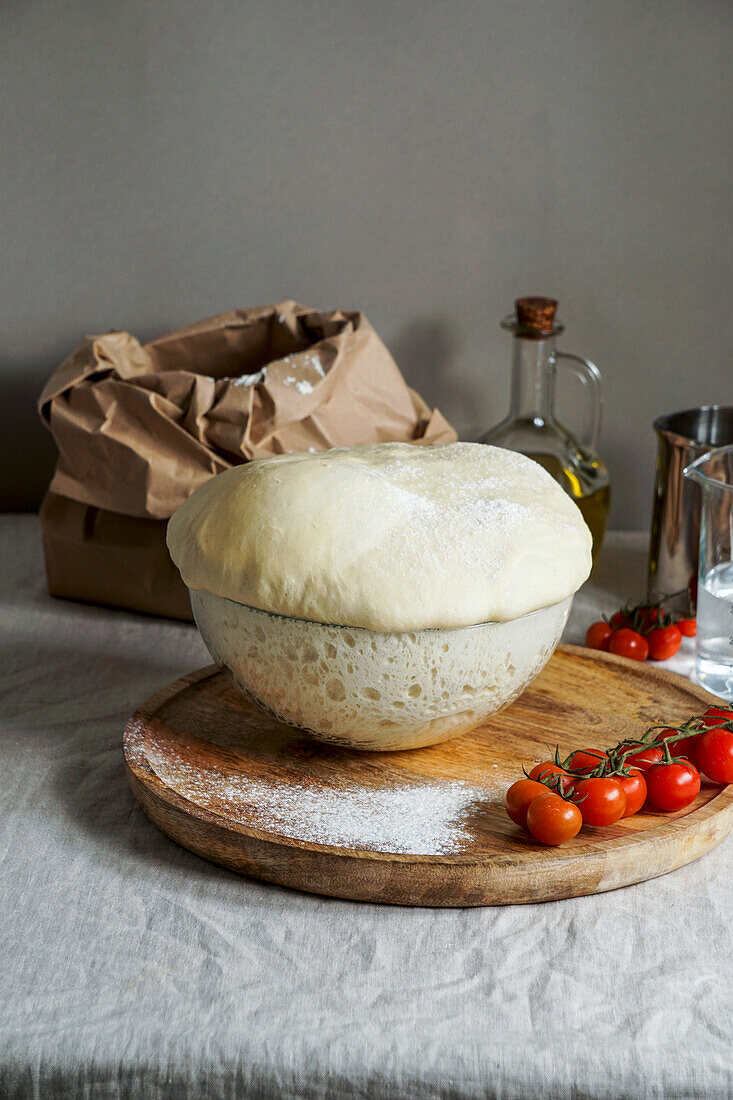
[189,590,572,751]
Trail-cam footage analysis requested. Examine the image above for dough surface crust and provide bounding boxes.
[167,442,592,631]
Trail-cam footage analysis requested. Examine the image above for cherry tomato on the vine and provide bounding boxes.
[655,726,678,742]
[610,610,631,629]
[505,779,548,828]
[677,617,697,637]
[695,730,733,784]
[586,621,613,651]
[608,628,649,662]
[636,606,660,632]
[527,761,573,792]
[656,727,700,766]
[647,624,682,661]
[701,706,733,726]
[645,761,701,811]
[616,768,647,817]
[617,743,664,771]
[565,748,609,774]
[572,777,627,826]
[526,793,583,845]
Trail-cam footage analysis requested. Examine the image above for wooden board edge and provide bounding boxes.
[127,770,733,907]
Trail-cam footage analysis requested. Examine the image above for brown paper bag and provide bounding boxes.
[38,302,456,619]
[39,492,194,620]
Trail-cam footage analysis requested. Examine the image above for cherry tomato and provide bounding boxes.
[586,621,613,651]
[656,727,701,766]
[610,610,631,629]
[608,628,649,662]
[505,779,548,828]
[678,737,700,766]
[566,749,609,774]
[617,743,664,770]
[677,617,697,637]
[526,793,583,845]
[636,606,660,632]
[528,761,574,793]
[695,730,733,784]
[616,768,647,817]
[647,624,682,661]
[572,777,627,826]
[701,706,733,726]
[645,761,701,811]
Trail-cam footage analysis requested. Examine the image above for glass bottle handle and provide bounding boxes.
[555,350,603,453]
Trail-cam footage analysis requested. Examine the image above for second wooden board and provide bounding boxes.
[124,645,733,906]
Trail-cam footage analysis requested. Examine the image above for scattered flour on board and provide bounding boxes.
[127,731,501,855]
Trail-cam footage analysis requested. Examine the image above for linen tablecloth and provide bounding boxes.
[1,517,731,1099]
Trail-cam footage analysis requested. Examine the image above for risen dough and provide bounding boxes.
[167,442,592,631]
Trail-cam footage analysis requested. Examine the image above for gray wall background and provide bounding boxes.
[1,0,731,527]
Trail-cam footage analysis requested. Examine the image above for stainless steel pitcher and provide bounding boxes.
[648,406,733,611]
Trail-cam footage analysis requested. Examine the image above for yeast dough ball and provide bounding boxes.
[167,442,592,631]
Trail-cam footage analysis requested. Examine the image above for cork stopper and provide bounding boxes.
[514,297,558,338]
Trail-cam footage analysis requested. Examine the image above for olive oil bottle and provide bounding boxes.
[480,298,610,564]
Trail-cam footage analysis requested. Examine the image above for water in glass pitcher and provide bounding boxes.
[696,561,733,700]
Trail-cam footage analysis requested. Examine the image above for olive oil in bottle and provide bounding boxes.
[524,452,610,563]
[480,298,610,564]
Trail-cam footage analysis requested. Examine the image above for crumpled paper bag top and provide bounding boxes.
[39,302,456,520]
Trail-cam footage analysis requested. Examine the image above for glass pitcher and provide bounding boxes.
[480,297,610,562]
[684,444,733,700]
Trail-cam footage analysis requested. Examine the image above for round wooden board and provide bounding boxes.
[123,645,733,906]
